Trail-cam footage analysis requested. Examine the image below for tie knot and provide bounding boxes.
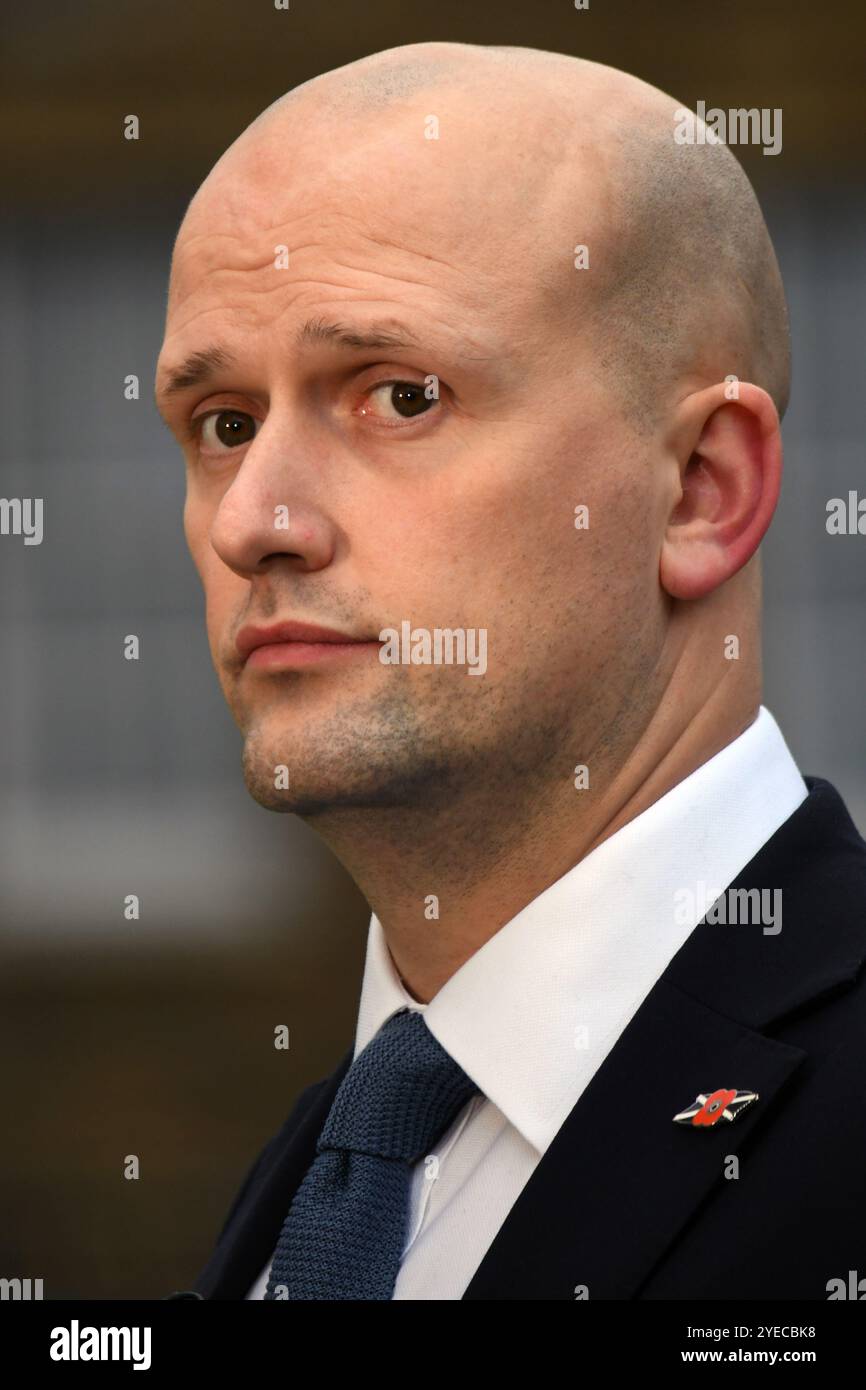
[317,1008,480,1164]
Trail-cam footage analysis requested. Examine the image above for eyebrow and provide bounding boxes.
[156,316,425,405]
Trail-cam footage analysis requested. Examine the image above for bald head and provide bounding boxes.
[210,41,789,433]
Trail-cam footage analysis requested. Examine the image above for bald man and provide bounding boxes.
[156,43,866,1301]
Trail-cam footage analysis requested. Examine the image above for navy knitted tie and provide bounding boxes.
[264,1007,481,1300]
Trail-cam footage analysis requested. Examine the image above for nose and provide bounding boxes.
[207,417,338,580]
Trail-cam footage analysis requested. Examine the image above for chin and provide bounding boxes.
[237,691,464,815]
[242,774,416,817]
[241,741,457,818]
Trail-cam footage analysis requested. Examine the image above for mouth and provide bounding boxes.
[236,620,382,671]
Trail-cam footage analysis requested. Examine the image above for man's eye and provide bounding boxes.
[360,381,438,424]
[195,410,260,450]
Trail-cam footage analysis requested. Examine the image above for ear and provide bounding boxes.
[659,382,782,601]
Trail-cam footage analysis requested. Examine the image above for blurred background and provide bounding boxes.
[1,0,864,1298]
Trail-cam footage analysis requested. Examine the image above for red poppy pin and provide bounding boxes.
[673,1088,759,1127]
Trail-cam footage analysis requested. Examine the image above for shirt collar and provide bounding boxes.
[352,705,807,1155]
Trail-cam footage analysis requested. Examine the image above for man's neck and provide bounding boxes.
[307,680,760,1003]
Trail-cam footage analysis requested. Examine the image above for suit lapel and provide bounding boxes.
[463,776,866,1299]
[195,1047,353,1299]
[462,978,804,1299]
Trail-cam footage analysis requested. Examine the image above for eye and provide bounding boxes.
[359,380,439,426]
[194,409,260,451]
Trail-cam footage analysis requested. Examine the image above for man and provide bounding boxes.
[155,42,866,1300]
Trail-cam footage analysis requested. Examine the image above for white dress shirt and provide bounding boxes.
[246,704,807,1299]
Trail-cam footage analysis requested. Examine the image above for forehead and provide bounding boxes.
[163,95,601,356]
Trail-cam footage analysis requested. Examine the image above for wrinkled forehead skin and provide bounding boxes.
[161,47,660,379]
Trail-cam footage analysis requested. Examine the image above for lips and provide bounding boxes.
[236,621,376,663]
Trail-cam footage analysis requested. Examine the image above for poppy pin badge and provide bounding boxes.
[673,1088,759,1128]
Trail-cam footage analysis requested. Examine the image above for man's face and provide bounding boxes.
[155,95,668,815]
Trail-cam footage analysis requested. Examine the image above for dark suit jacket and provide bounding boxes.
[189,776,866,1300]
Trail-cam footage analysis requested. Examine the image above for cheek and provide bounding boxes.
[182,490,208,577]
[184,501,246,649]
[184,492,236,598]
[201,555,242,625]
